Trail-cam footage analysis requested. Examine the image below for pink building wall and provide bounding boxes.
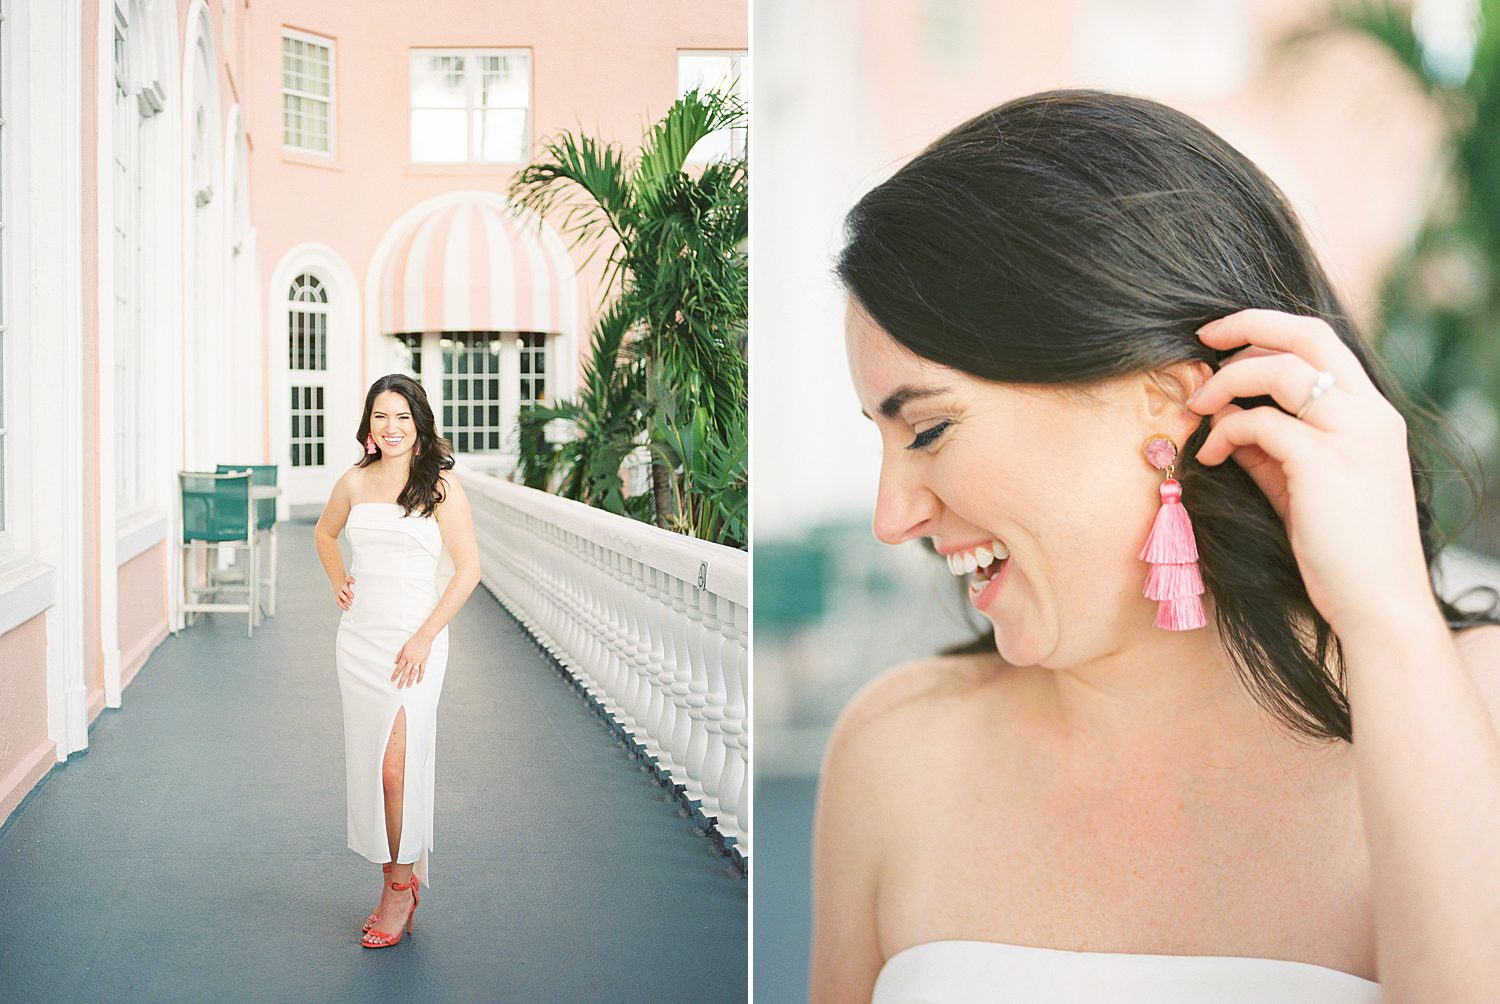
[245,0,746,472]
[0,614,50,822]
[119,544,171,691]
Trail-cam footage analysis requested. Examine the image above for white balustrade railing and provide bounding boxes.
[456,467,750,864]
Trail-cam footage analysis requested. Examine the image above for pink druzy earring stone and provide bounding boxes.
[1139,434,1207,630]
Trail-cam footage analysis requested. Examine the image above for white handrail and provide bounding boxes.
[455,466,750,865]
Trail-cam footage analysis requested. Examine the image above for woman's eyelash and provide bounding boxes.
[906,420,952,451]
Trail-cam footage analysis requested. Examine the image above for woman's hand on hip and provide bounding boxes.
[392,632,433,688]
[334,575,355,611]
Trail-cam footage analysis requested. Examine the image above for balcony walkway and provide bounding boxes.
[0,520,746,1003]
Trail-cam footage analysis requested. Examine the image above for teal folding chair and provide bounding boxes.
[179,470,257,638]
[218,464,279,621]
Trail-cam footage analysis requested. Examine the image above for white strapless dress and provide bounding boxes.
[335,501,451,887]
[872,940,1381,1003]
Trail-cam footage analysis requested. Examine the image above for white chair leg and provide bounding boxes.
[247,537,257,637]
[189,540,201,627]
[268,525,278,616]
[179,544,188,632]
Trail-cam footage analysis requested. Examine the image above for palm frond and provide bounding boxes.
[635,85,748,195]
[507,131,636,294]
[508,87,748,547]
[514,298,643,503]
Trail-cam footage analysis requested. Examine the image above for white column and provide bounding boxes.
[499,332,520,458]
[95,0,122,708]
[33,0,91,756]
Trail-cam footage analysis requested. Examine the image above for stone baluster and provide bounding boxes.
[460,473,748,866]
[697,586,728,825]
[718,595,748,850]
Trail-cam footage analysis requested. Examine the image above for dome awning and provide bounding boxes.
[379,198,577,335]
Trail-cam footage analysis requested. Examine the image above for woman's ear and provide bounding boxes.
[1141,360,1213,431]
[1181,359,1214,404]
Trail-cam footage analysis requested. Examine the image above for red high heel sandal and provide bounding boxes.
[361,874,419,949]
[361,863,392,934]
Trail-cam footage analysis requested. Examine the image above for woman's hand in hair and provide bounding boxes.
[1186,308,1433,636]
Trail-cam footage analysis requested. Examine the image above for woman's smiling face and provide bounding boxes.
[844,301,1207,669]
[369,390,419,458]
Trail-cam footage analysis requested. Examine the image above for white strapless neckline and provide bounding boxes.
[352,500,422,512]
[871,939,1381,1003]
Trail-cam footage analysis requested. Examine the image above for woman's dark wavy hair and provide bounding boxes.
[835,87,1500,744]
[354,373,455,519]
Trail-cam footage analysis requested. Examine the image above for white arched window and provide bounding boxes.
[111,0,165,517]
[190,36,214,207]
[287,273,329,468]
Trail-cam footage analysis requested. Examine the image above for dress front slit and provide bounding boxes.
[335,502,449,887]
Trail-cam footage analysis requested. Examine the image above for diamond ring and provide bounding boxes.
[1295,370,1336,420]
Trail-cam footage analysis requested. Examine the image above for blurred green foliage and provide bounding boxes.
[1281,0,1500,553]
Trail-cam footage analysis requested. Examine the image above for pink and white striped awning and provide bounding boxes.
[379,199,577,335]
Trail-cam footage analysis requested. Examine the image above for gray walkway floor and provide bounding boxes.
[751,775,816,1003]
[0,521,746,1004]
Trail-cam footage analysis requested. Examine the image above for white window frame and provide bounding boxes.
[112,0,147,518]
[518,331,546,407]
[0,0,10,543]
[129,0,163,115]
[678,49,748,163]
[397,331,550,457]
[281,27,335,156]
[287,272,330,470]
[408,47,532,165]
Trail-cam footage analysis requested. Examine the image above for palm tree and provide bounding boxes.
[1278,0,1500,550]
[508,86,748,545]
[515,299,649,520]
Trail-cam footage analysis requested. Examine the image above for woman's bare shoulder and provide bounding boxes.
[820,650,1013,796]
[328,464,373,502]
[337,464,367,494]
[831,651,1008,744]
[315,466,366,534]
[433,466,470,512]
[1451,622,1500,730]
[812,649,1024,992]
[814,652,1016,913]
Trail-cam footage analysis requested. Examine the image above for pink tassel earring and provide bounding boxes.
[365,433,378,455]
[1138,434,1207,631]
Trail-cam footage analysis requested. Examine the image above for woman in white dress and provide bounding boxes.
[813,89,1500,1002]
[314,373,481,949]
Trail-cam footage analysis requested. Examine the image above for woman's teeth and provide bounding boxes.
[946,539,1009,578]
